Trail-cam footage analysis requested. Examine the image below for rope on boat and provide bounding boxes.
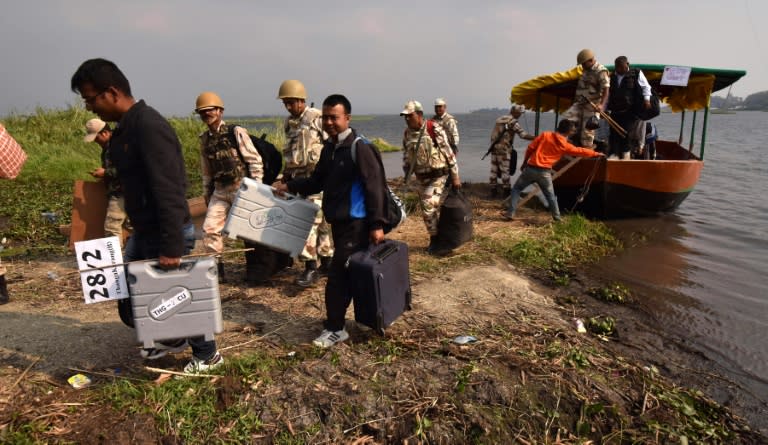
[569,156,605,212]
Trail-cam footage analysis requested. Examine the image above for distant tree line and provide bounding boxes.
[711,90,768,110]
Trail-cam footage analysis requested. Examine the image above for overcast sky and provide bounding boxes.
[2,0,766,117]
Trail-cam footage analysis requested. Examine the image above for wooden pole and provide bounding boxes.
[582,96,627,138]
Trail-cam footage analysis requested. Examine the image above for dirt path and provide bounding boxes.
[1,187,766,441]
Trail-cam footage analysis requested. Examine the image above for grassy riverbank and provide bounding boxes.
[0,109,764,444]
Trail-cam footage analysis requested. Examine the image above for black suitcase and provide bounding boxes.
[348,240,412,334]
[435,187,473,252]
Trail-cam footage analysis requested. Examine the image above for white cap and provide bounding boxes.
[84,118,107,142]
[400,100,423,115]
[434,97,446,106]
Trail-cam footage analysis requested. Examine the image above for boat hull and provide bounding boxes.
[553,141,703,218]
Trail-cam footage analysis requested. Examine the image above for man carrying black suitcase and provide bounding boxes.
[275,94,389,348]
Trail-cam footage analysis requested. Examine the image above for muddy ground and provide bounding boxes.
[0,185,765,443]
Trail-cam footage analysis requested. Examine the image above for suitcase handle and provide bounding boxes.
[241,178,303,202]
[147,259,197,274]
[370,242,399,263]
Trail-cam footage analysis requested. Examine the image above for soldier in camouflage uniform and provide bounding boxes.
[401,100,462,254]
[432,98,460,154]
[85,118,129,246]
[278,80,333,287]
[562,48,610,148]
[488,105,534,198]
[196,92,265,285]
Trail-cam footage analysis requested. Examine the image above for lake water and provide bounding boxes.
[353,109,768,427]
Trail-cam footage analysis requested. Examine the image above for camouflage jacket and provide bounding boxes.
[402,121,459,179]
[283,107,325,179]
[575,63,610,106]
[100,146,122,197]
[490,115,531,154]
[200,122,263,197]
[431,112,459,150]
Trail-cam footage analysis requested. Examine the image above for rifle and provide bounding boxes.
[482,122,511,160]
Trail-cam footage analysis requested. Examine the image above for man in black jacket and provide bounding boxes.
[275,94,388,348]
[607,56,652,159]
[70,58,223,373]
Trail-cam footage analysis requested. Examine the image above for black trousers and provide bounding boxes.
[324,219,370,331]
[609,111,638,156]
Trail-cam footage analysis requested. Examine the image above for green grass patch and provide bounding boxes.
[478,214,619,282]
[0,107,286,249]
[588,282,630,303]
[370,137,400,153]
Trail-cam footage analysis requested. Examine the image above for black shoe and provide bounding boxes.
[426,235,439,254]
[0,271,9,305]
[318,256,332,276]
[216,261,226,283]
[296,268,318,287]
[296,261,318,287]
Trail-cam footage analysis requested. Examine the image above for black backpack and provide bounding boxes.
[228,125,283,185]
[350,135,407,234]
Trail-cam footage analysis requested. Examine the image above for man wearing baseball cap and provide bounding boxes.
[84,118,129,246]
[401,100,461,255]
[432,98,460,154]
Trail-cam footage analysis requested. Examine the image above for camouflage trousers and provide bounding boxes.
[489,151,512,190]
[299,192,333,262]
[202,182,241,254]
[414,174,450,236]
[563,104,598,148]
[104,195,129,247]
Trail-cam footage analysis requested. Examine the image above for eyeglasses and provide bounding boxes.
[82,90,107,105]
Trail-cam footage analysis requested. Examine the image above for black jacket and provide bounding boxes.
[109,100,191,257]
[288,129,386,230]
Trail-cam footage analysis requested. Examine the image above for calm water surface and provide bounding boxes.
[356,110,768,426]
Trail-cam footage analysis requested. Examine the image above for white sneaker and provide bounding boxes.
[312,329,349,348]
[183,352,224,374]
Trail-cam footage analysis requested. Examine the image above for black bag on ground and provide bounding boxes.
[348,240,412,335]
[434,187,473,251]
[228,125,283,185]
[509,148,518,175]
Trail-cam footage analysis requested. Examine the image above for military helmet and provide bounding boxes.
[277,80,307,100]
[195,91,224,111]
[577,48,595,65]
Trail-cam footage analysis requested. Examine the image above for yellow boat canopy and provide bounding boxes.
[510,64,746,113]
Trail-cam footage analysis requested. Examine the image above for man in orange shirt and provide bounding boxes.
[503,119,604,221]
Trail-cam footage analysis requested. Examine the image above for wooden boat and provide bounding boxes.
[510,64,746,218]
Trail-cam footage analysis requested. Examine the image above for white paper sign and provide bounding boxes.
[74,236,129,304]
[661,66,692,87]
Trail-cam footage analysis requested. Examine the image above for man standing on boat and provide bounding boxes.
[503,119,604,222]
[277,79,333,287]
[432,98,460,154]
[606,56,652,159]
[562,48,610,148]
[487,105,535,198]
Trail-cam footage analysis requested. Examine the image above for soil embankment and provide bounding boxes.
[1,184,764,443]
